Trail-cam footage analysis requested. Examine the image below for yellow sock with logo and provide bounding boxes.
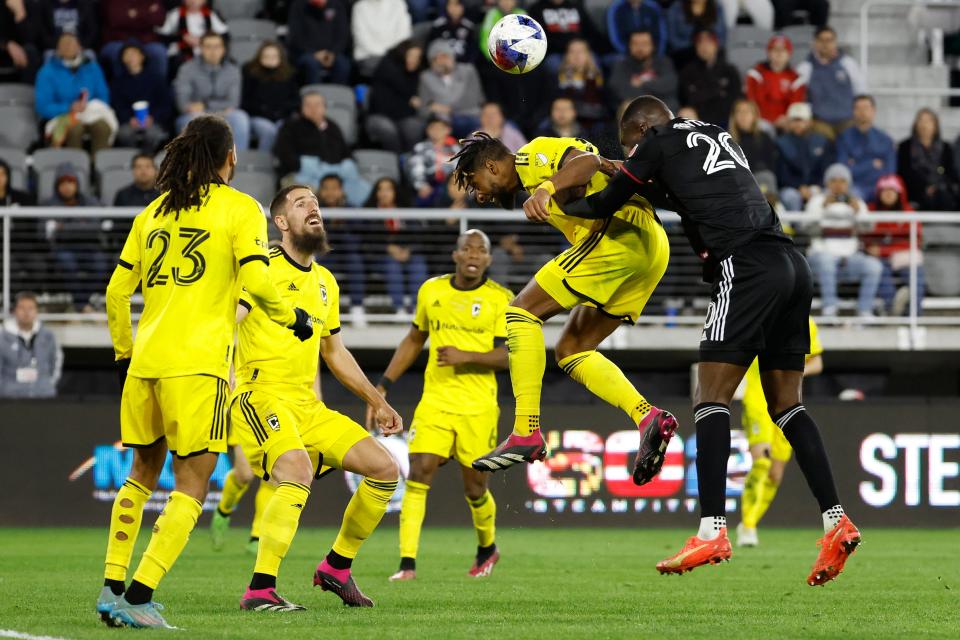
[398,480,430,560]
[253,481,311,578]
[250,481,276,540]
[131,491,203,589]
[467,490,496,548]
[217,469,250,516]
[741,456,773,529]
[558,350,652,424]
[104,478,152,582]
[506,306,545,436]
[332,478,398,559]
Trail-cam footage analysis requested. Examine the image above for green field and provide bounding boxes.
[0,527,957,639]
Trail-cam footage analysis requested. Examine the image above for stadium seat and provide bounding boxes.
[228,18,277,43]
[94,148,139,174]
[236,150,275,172]
[730,25,773,47]
[327,106,357,147]
[0,105,38,149]
[354,149,401,183]
[923,224,960,248]
[0,83,35,107]
[0,147,28,191]
[99,169,131,206]
[33,148,91,201]
[231,39,262,66]
[233,170,276,207]
[782,24,816,46]
[728,44,767,76]
[301,84,356,113]
[412,21,433,43]
[217,0,264,21]
[924,251,960,296]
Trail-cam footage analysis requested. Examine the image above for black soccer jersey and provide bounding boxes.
[582,118,789,260]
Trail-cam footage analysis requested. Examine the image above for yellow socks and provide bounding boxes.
[250,481,276,540]
[399,480,430,560]
[558,350,652,424]
[332,478,398,559]
[217,469,250,516]
[751,475,781,527]
[131,491,203,589]
[104,478,151,582]
[506,306,545,436]
[253,481,311,578]
[467,490,496,548]
[742,456,773,529]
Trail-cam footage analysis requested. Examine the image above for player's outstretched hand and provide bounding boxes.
[598,157,623,176]
[372,401,403,435]
[436,346,470,366]
[289,307,313,341]
[522,187,552,223]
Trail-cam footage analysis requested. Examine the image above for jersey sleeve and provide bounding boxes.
[117,212,144,271]
[621,135,663,183]
[807,318,823,358]
[413,281,430,332]
[321,276,340,337]
[232,198,270,266]
[515,137,596,192]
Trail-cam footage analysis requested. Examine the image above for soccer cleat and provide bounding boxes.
[656,528,732,575]
[632,407,679,485]
[736,522,759,547]
[468,549,500,578]
[210,510,230,551]
[808,515,861,586]
[388,569,416,582]
[96,586,122,627]
[240,587,306,612]
[314,563,374,607]
[472,430,547,472]
[109,597,174,629]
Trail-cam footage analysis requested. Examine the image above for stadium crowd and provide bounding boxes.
[0,0,951,320]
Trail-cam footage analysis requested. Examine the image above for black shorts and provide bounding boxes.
[699,240,812,371]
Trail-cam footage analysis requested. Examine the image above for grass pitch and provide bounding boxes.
[0,527,957,639]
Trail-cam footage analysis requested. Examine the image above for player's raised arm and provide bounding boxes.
[523,149,602,221]
[105,213,144,381]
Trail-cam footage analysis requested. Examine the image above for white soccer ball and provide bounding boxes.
[487,14,548,75]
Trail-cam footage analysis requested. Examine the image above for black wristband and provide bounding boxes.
[377,375,393,390]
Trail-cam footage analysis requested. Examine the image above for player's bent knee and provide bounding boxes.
[233,463,255,486]
[270,449,314,486]
[368,454,400,482]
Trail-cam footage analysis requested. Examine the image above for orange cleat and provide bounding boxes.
[808,515,861,586]
[656,528,732,575]
[468,549,500,578]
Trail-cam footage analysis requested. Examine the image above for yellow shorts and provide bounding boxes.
[121,374,230,458]
[408,403,499,467]
[230,383,368,480]
[535,207,670,323]
[743,410,793,462]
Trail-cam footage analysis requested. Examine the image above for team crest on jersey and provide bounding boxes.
[535,153,549,167]
[266,414,281,431]
[472,302,482,317]
[319,284,328,304]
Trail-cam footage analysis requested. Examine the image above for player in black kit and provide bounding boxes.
[575,96,861,586]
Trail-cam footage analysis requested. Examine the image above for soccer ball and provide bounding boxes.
[488,14,548,74]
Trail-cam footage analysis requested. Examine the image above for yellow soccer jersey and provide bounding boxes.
[116,183,271,379]
[235,246,340,389]
[742,318,824,422]
[515,136,655,245]
[413,275,513,414]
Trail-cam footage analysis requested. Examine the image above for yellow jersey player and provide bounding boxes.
[451,133,678,484]
[370,230,512,581]
[99,116,313,629]
[232,185,402,611]
[737,318,823,547]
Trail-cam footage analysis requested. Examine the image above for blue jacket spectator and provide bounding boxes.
[35,34,109,121]
[795,26,865,131]
[836,95,896,200]
[607,0,667,56]
[775,102,833,211]
[666,0,726,58]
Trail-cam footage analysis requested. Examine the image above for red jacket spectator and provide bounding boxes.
[101,1,166,44]
[746,35,806,129]
[866,174,920,258]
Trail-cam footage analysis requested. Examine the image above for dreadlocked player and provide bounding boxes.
[451,133,678,483]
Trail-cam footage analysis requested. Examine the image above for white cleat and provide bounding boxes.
[736,523,759,547]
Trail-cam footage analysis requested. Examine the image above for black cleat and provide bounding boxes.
[472,431,547,472]
[313,564,374,607]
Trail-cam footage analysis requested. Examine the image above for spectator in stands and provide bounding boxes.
[772,0,829,30]
[352,0,413,76]
[408,0,445,24]
[776,102,832,211]
[157,0,228,70]
[435,171,472,209]
[796,26,865,138]
[111,43,172,153]
[866,174,925,316]
[173,32,250,150]
[36,32,116,154]
[804,162,883,318]
[480,0,527,63]
[419,38,485,136]
[367,40,426,153]
[0,0,41,83]
[0,291,62,398]
[678,29,740,127]
[609,29,679,112]
[113,153,159,207]
[718,0,773,30]
[489,227,557,290]
[556,38,607,130]
[99,0,168,79]
[39,0,97,51]
[275,91,371,206]
[666,0,726,69]
[317,173,369,327]
[607,0,667,56]
[287,0,351,85]
[677,105,700,120]
[529,0,604,73]
[755,168,785,218]
[407,115,460,206]
[747,34,806,131]
[479,101,526,152]
[729,98,777,174]
[535,96,583,138]
[1,159,42,293]
[899,108,960,211]
[242,41,299,153]
[429,0,477,63]
[0,158,33,206]
[836,95,896,200]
